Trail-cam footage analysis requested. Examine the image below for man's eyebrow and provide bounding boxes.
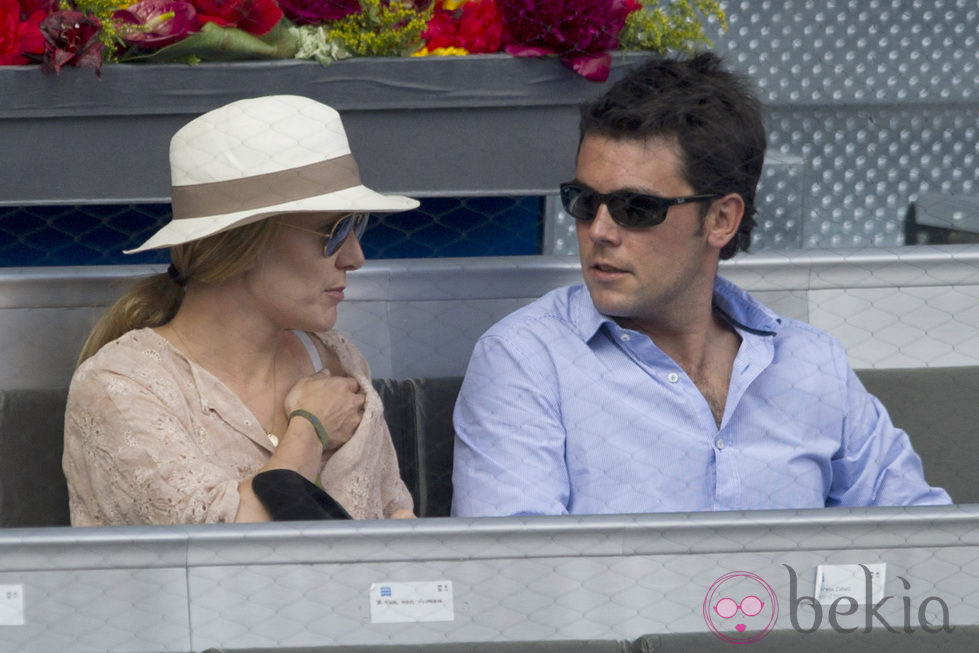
[619,186,665,196]
[585,183,670,197]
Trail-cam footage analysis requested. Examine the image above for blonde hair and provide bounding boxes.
[77,219,280,366]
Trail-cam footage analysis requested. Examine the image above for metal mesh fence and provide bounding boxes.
[0,196,542,266]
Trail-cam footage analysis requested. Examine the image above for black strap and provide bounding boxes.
[251,469,352,520]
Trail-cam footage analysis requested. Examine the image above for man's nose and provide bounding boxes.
[588,203,622,244]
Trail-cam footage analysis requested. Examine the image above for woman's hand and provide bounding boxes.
[283,371,365,451]
[238,372,364,522]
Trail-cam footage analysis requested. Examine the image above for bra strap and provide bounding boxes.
[291,330,324,373]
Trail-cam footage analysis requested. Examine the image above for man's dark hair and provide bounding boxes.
[578,52,767,260]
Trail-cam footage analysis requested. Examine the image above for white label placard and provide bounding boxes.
[369,581,454,623]
[0,585,24,626]
[815,563,886,605]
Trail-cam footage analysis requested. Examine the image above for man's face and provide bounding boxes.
[574,134,719,330]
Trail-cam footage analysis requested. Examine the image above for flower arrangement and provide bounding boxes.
[1,0,725,80]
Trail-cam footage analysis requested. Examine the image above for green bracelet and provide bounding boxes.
[288,409,330,450]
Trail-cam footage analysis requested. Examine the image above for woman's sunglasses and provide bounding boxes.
[560,181,722,228]
[279,213,369,257]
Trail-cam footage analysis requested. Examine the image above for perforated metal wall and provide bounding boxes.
[720,0,977,249]
[547,0,979,254]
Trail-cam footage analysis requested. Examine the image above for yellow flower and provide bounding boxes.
[619,0,727,54]
[440,0,469,9]
[323,0,432,57]
[413,46,470,57]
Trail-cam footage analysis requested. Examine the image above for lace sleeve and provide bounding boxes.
[63,350,243,525]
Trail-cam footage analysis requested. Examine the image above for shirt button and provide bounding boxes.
[715,438,725,449]
[667,372,679,383]
[620,333,631,342]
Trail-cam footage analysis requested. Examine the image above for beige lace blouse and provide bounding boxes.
[63,328,413,525]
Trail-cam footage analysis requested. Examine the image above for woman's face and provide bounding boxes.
[243,212,366,333]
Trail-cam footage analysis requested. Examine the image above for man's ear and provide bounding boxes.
[707,193,745,250]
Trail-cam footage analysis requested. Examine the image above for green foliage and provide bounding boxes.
[316,0,432,58]
[125,22,299,63]
[619,0,727,54]
[65,0,129,59]
[290,24,354,66]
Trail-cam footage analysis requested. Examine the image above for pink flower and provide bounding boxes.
[0,0,45,64]
[499,0,638,81]
[277,0,360,25]
[114,0,197,48]
[39,9,104,74]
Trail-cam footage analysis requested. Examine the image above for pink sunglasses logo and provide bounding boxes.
[703,572,778,644]
[714,595,765,619]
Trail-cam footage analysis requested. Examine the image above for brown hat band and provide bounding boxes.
[170,155,362,220]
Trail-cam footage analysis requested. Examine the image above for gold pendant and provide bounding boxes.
[267,432,279,447]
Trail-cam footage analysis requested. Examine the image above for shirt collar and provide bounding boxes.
[571,284,613,342]
[571,275,780,340]
[711,275,780,336]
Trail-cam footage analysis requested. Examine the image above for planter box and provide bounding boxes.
[0,53,651,205]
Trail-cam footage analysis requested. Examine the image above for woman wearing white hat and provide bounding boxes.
[63,95,418,524]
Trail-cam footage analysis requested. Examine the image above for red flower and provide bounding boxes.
[277,0,360,26]
[499,0,638,81]
[192,0,282,36]
[423,0,503,53]
[1,0,45,64]
[115,0,197,48]
[39,9,104,74]
[18,0,57,18]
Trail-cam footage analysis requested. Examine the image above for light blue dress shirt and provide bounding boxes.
[451,277,951,517]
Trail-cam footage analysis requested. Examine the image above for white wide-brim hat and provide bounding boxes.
[125,95,419,254]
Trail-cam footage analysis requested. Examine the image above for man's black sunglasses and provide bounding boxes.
[560,182,722,228]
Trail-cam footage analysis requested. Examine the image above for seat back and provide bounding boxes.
[401,377,463,518]
[856,366,979,504]
[0,388,71,527]
[375,377,462,518]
